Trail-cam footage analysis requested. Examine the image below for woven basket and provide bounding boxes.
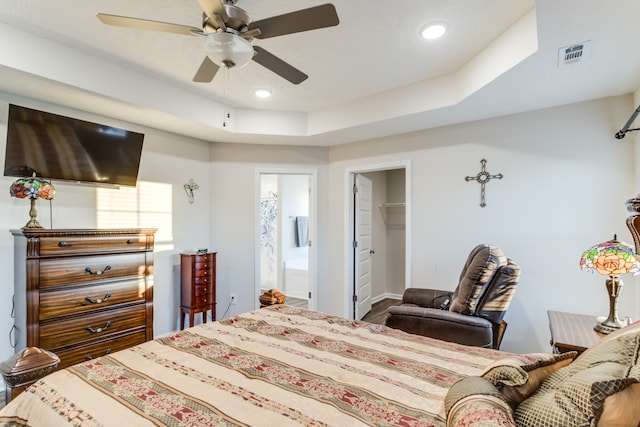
[259,289,286,307]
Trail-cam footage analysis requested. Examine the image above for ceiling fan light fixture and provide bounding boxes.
[204,32,254,69]
[420,22,447,40]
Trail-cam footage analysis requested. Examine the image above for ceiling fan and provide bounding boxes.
[96,0,339,85]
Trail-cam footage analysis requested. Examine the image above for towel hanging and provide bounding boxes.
[295,216,308,247]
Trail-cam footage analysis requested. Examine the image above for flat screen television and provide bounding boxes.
[4,104,144,186]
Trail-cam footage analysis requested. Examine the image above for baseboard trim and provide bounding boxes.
[371,292,402,305]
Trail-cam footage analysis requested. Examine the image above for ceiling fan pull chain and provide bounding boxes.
[223,67,231,128]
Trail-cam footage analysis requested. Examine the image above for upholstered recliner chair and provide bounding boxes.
[385,244,520,349]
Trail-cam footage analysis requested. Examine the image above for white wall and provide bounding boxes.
[280,174,309,265]
[0,93,213,368]
[386,169,406,296]
[209,143,329,318]
[326,95,638,354]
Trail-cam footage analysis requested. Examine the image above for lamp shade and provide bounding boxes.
[204,32,254,69]
[580,236,640,277]
[9,174,55,229]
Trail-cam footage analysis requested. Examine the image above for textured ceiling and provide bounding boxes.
[0,0,639,146]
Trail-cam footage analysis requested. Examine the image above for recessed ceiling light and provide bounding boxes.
[420,22,447,40]
[255,88,272,98]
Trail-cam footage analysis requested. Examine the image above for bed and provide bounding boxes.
[0,305,638,426]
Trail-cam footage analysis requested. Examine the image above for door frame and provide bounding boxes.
[345,160,412,319]
[255,168,318,311]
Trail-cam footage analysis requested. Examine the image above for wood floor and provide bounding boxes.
[361,298,401,325]
[285,296,308,308]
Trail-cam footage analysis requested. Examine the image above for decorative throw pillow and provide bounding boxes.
[598,382,640,427]
[514,322,640,427]
[568,320,640,373]
[481,352,577,408]
[445,376,516,427]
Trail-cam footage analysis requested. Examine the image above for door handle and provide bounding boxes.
[370,249,375,254]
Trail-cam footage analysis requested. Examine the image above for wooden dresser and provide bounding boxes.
[180,252,216,329]
[11,228,156,369]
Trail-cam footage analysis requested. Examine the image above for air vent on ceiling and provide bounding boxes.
[558,41,590,67]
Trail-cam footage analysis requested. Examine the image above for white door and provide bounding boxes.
[354,174,373,319]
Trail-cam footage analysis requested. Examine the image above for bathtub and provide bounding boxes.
[284,258,308,299]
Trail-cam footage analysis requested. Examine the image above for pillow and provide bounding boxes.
[598,382,640,427]
[481,352,577,408]
[514,321,640,427]
[569,320,640,372]
[445,376,516,427]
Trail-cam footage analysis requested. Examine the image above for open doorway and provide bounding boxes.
[348,162,411,319]
[256,170,317,310]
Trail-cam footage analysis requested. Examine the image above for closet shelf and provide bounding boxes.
[379,202,406,228]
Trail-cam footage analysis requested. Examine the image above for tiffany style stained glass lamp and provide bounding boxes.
[9,174,55,229]
[580,235,640,334]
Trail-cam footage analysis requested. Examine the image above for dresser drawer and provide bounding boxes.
[39,305,146,349]
[194,284,212,297]
[39,253,147,288]
[195,260,214,270]
[195,253,214,263]
[194,294,213,307]
[39,278,147,320]
[194,267,213,278]
[38,234,150,256]
[194,276,214,286]
[54,331,147,369]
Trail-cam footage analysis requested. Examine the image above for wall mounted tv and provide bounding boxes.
[4,104,144,187]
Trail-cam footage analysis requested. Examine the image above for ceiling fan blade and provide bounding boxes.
[193,56,220,82]
[249,3,339,39]
[197,0,228,25]
[252,46,307,85]
[97,13,202,36]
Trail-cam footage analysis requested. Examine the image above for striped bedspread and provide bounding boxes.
[0,306,515,426]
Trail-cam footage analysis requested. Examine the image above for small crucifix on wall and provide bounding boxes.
[465,159,503,207]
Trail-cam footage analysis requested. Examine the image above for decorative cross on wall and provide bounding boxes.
[465,159,503,207]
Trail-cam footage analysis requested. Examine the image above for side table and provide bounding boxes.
[1,347,60,403]
[547,310,603,355]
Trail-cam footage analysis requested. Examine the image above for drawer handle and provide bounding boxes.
[86,321,111,334]
[85,293,112,304]
[85,348,112,361]
[127,239,134,244]
[85,265,112,275]
[58,241,70,247]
